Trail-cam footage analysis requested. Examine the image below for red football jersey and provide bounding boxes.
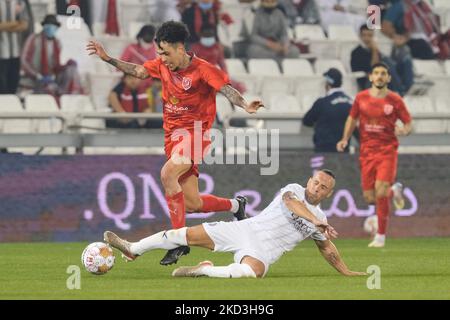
[350,90,412,154]
[143,54,229,134]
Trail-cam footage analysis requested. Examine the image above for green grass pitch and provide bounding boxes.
[1,238,449,300]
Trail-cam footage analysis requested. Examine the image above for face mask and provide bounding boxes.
[140,40,153,50]
[198,2,213,11]
[200,37,216,47]
[43,24,58,38]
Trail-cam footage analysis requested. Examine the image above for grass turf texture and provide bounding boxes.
[1,238,449,300]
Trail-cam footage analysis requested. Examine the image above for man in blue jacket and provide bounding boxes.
[303,68,355,153]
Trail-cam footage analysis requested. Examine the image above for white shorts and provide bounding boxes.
[202,220,270,276]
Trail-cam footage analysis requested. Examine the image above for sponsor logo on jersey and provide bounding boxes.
[169,96,180,105]
[384,104,394,115]
[182,77,192,90]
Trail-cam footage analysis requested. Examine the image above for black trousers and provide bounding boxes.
[408,39,435,60]
[0,58,21,94]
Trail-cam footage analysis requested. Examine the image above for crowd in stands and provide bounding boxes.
[0,0,450,153]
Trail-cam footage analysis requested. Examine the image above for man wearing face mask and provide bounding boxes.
[182,0,219,47]
[247,0,299,62]
[21,14,83,98]
[191,25,227,72]
[121,25,157,90]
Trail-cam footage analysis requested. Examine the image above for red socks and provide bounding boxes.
[200,195,232,212]
[166,191,186,229]
[376,196,391,235]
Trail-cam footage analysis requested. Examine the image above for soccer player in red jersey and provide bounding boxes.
[337,62,412,248]
[87,21,264,264]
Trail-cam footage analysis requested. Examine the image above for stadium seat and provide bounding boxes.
[225,59,258,94]
[269,94,302,113]
[282,59,315,76]
[92,22,106,37]
[29,0,53,27]
[25,94,59,112]
[444,60,450,75]
[413,60,445,76]
[314,59,347,75]
[435,96,450,114]
[225,59,247,75]
[0,95,32,134]
[60,95,95,113]
[128,21,145,38]
[118,0,152,36]
[404,96,445,133]
[328,25,359,41]
[294,25,326,40]
[413,60,450,97]
[216,94,234,124]
[88,72,123,110]
[248,59,281,76]
[24,94,63,134]
[96,36,133,60]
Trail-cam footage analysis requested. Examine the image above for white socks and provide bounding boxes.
[201,263,257,278]
[130,227,188,256]
[230,199,239,213]
[374,233,386,243]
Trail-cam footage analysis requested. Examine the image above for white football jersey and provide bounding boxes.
[247,183,328,265]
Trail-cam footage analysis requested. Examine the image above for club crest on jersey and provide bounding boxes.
[384,104,394,115]
[182,77,192,90]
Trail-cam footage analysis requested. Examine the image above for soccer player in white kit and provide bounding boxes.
[104,170,366,278]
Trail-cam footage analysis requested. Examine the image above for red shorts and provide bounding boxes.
[164,129,211,183]
[360,151,398,191]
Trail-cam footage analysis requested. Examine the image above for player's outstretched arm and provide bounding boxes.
[337,116,358,152]
[86,40,150,79]
[219,85,264,114]
[314,239,367,276]
[282,192,338,239]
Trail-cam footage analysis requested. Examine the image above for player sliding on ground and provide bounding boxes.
[87,21,264,266]
[104,170,366,278]
[337,62,412,248]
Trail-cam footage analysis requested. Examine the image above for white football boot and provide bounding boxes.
[172,261,214,277]
[368,233,386,248]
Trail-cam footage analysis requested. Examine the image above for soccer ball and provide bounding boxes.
[363,215,378,235]
[81,242,115,275]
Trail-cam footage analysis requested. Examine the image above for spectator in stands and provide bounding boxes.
[121,25,157,65]
[191,24,227,71]
[0,0,29,94]
[316,0,366,34]
[21,15,83,101]
[303,68,354,153]
[121,24,157,90]
[247,0,300,62]
[182,0,219,47]
[381,0,441,60]
[351,25,414,96]
[278,0,320,26]
[147,0,181,24]
[107,74,163,129]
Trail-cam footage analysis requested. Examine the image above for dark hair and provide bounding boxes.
[370,62,390,75]
[359,24,372,34]
[155,21,190,46]
[137,24,156,42]
[320,169,336,180]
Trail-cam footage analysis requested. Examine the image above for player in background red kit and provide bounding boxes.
[337,62,412,248]
[87,21,264,265]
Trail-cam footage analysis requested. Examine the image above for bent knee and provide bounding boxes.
[363,194,376,204]
[185,198,203,212]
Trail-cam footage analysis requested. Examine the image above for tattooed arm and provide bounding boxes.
[86,40,150,79]
[219,84,264,114]
[314,239,366,276]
